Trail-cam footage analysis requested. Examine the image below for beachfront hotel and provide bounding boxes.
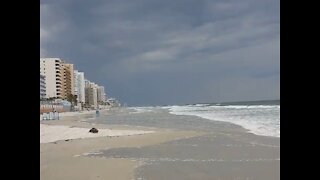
[40,58,76,99]
[73,70,86,106]
[77,71,86,104]
[40,74,46,99]
[85,79,98,108]
[97,86,106,104]
[73,70,79,100]
[41,58,107,110]
[61,63,74,99]
[40,58,64,99]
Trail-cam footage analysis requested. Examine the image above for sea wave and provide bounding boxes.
[166,104,280,137]
[129,107,155,114]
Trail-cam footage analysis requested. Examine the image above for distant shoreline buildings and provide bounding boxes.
[40,58,109,110]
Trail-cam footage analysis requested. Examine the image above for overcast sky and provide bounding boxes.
[40,0,280,106]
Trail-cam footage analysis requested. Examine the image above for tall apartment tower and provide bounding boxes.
[85,80,98,108]
[40,58,63,99]
[62,63,74,99]
[40,74,46,99]
[77,72,85,104]
[97,86,106,104]
[73,70,86,104]
[73,70,79,99]
[40,58,75,99]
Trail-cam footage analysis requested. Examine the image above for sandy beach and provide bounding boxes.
[40,109,205,180]
[41,107,279,180]
[40,0,280,178]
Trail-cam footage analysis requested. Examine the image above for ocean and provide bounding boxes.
[164,100,280,137]
[88,100,280,180]
[93,100,280,138]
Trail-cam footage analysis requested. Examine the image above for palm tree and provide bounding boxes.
[67,94,78,111]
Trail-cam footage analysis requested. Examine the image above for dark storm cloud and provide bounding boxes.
[40,0,280,106]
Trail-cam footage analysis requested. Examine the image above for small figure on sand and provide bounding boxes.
[96,109,100,117]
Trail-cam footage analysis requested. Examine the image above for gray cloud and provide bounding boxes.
[40,0,280,106]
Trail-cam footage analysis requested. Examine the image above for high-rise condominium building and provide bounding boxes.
[40,58,75,99]
[40,58,63,99]
[73,70,79,99]
[97,86,106,104]
[40,74,46,99]
[85,80,98,108]
[77,72,85,103]
[62,63,74,99]
[73,70,86,104]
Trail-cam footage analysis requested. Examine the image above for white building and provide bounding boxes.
[73,70,79,98]
[77,72,86,104]
[97,86,106,104]
[40,74,46,99]
[73,70,86,107]
[85,80,98,108]
[40,58,63,99]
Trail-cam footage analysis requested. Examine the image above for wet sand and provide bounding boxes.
[40,111,204,180]
[40,108,279,180]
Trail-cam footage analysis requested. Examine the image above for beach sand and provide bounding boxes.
[41,108,279,180]
[40,110,204,180]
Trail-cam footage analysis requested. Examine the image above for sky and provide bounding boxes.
[40,0,280,106]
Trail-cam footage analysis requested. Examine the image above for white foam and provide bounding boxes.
[82,151,103,156]
[222,105,280,109]
[193,104,211,107]
[167,105,280,137]
[136,158,279,162]
[40,124,154,143]
[58,110,96,117]
[129,107,155,114]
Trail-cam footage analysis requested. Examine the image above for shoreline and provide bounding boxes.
[40,107,279,180]
[40,109,206,180]
[40,124,155,144]
[163,104,280,138]
[40,108,159,144]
